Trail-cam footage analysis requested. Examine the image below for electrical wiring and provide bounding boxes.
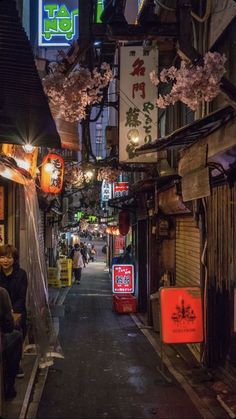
[191,0,212,23]
[119,88,158,128]
[154,0,176,12]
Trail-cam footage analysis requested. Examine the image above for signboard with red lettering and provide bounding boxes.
[113,235,125,255]
[119,46,158,163]
[160,287,204,344]
[112,264,134,293]
[113,182,129,198]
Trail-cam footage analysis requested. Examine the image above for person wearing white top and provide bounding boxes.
[72,244,84,284]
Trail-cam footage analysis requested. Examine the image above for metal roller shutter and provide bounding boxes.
[176,217,200,287]
[176,216,201,361]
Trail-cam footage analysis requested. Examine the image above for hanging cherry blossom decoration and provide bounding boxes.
[97,167,121,183]
[64,166,85,190]
[79,219,89,231]
[43,63,113,122]
[150,52,227,111]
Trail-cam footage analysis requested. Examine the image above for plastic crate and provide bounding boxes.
[113,294,137,313]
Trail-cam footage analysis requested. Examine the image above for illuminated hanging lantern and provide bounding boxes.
[119,210,130,236]
[106,226,120,236]
[41,153,64,194]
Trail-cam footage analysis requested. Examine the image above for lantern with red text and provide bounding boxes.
[119,210,130,236]
[41,153,64,194]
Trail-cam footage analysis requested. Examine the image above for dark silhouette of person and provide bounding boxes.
[0,286,22,399]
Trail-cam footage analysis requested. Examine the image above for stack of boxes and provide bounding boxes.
[47,258,73,287]
[47,267,61,288]
[59,258,72,287]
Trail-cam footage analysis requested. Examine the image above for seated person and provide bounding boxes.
[0,287,22,400]
[0,245,28,377]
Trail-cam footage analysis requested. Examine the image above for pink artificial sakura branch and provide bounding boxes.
[150,52,227,111]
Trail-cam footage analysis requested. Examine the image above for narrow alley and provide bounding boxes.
[36,260,203,419]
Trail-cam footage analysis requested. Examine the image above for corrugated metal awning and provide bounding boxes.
[0,0,61,148]
[136,106,235,155]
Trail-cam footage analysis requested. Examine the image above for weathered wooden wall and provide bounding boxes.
[206,184,236,366]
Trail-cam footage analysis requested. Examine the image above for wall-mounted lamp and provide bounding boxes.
[22,144,36,154]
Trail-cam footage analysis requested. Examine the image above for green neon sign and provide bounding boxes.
[96,0,104,23]
[38,0,79,46]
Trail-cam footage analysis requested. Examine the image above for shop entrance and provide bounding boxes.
[137,219,148,314]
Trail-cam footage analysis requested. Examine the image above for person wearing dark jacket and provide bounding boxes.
[0,287,22,399]
[0,244,28,378]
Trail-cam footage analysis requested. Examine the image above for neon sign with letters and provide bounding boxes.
[38,0,79,46]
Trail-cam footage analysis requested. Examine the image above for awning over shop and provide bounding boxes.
[136,106,235,155]
[108,193,136,210]
[0,0,61,149]
[132,175,180,192]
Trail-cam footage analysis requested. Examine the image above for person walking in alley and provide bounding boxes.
[0,245,28,378]
[72,243,84,284]
[0,286,23,400]
[89,244,97,262]
[80,242,88,267]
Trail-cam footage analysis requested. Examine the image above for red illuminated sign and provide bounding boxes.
[113,182,129,198]
[113,235,125,255]
[112,265,134,294]
[160,287,204,344]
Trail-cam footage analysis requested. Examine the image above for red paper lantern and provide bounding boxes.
[119,210,130,236]
[41,153,64,194]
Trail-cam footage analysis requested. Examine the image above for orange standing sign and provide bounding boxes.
[160,287,204,344]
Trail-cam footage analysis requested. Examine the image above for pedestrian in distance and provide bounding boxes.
[0,286,23,400]
[72,243,84,284]
[0,244,28,379]
[80,242,88,268]
[89,244,97,262]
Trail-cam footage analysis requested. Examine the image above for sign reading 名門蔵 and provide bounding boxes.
[113,182,129,198]
[112,265,134,294]
[38,0,79,46]
[119,46,158,163]
[160,287,204,344]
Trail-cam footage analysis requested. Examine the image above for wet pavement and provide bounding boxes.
[37,261,203,419]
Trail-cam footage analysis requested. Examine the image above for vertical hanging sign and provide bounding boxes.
[101,180,112,202]
[38,0,79,47]
[119,46,158,163]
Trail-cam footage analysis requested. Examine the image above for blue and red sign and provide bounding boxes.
[112,264,134,294]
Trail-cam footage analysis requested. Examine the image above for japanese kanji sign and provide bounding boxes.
[113,182,129,198]
[160,287,204,344]
[101,180,112,202]
[112,265,134,293]
[119,46,158,163]
[113,235,125,255]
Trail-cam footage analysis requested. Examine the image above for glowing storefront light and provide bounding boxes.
[38,0,104,47]
[38,0,79,46]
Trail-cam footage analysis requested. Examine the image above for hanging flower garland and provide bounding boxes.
[150,52,227,111]
[97,167,121,183]
[43,63,113,122]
